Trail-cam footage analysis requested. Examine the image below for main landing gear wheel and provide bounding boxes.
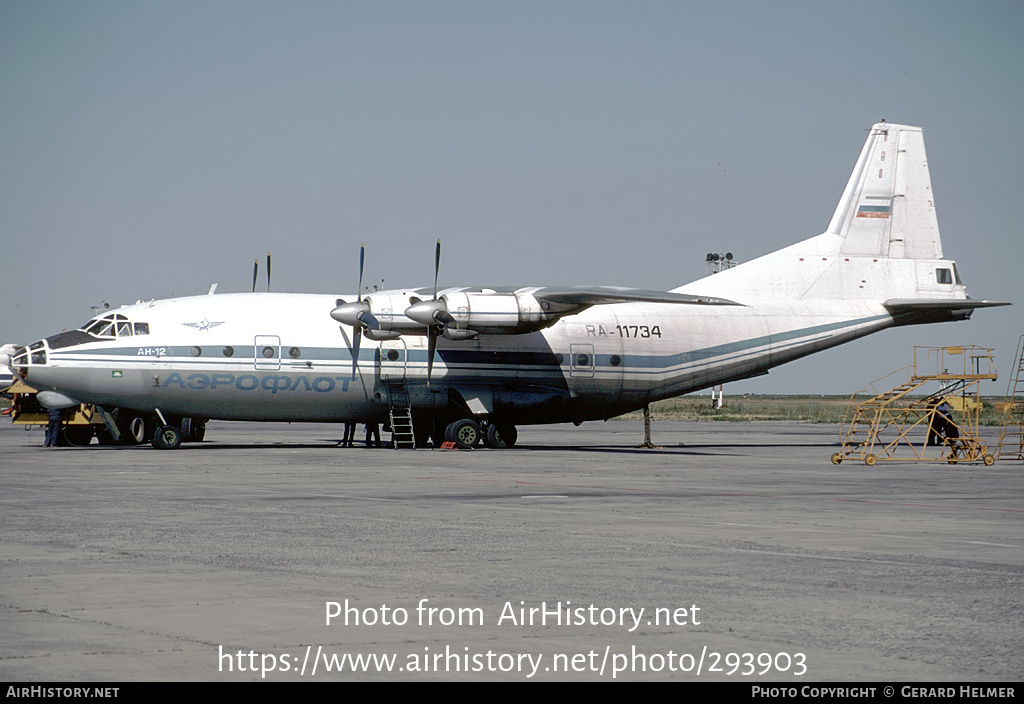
[864,454,877,466]
[983,454,995,466]
[484,423,518,449]
[180,417,207,443]
[830,452,842,465]
[447,419,481,449]
[60,426,94,446]
[118,413,146,445]
[152,425,182,450]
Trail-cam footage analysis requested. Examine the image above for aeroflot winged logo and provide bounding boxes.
[182,319,224,331]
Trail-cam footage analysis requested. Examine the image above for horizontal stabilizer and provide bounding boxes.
[883,298,1010,325]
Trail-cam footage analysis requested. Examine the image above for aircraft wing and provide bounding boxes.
[528,286,742,307]
[395,285,743,338]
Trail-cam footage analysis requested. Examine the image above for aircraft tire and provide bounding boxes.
[61,426,93,446]
[118,413,146,445]
[152,425,182,450]
[180,417,206,443]
[485,423,517,448]
[448,419,481,449]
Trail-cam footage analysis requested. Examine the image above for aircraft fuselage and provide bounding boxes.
[17,291,895,426]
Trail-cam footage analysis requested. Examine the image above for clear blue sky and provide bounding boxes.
[2,0,1021,394]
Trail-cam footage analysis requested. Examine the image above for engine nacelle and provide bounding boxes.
[439,290,562,334]
[365,292,428,331]
[333,292,427,332]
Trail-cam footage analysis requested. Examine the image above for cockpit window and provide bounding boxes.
[952,263,963,285]
[80,313,149,339]
[935,268,953,285]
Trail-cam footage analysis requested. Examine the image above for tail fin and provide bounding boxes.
[674,122,965,303]
[828,122,942,260]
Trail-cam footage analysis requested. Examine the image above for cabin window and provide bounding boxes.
[261,346,275,358]
[609,355,622,367]
[289,347,301,359]
[190,346,202,357]
[81,313,140,339]
[222,346,234,357]
[936,268,953,285]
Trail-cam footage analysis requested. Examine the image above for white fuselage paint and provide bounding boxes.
[18,291,893,424]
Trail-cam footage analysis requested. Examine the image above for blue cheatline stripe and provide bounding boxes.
[49,314,889,376]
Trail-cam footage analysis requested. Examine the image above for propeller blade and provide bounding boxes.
[252,260,258,293]
[358,243,365,303]
[338,325,361,380]
[426,326,437,385]
[433,238,441,300]
[434,307,457,328]
[266,251,271,292]
[352,328,361,379]
[356,310,381,330]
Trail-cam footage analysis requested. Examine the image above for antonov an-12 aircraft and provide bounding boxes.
[5,123,1008,449]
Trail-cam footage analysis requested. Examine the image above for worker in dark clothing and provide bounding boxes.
[936,400,958,439]
[45,408,62,447]
[365,421,381,448]
[339,421,356,447]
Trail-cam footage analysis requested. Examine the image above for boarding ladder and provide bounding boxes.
[995,334,1024,462]
[384,379,416,449]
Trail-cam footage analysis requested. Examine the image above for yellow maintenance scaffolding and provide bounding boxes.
[994,334,1024,462]
[832,346,996,466]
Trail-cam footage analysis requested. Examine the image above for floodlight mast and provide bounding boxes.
[705,251,736,275]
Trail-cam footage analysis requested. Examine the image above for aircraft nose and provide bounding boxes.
[12,341,48,367]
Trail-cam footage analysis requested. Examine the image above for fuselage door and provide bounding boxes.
[254,335,281,371]
[379,339,407,381]
[570,343,595,378]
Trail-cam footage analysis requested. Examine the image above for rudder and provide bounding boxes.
[828,123,943,260]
